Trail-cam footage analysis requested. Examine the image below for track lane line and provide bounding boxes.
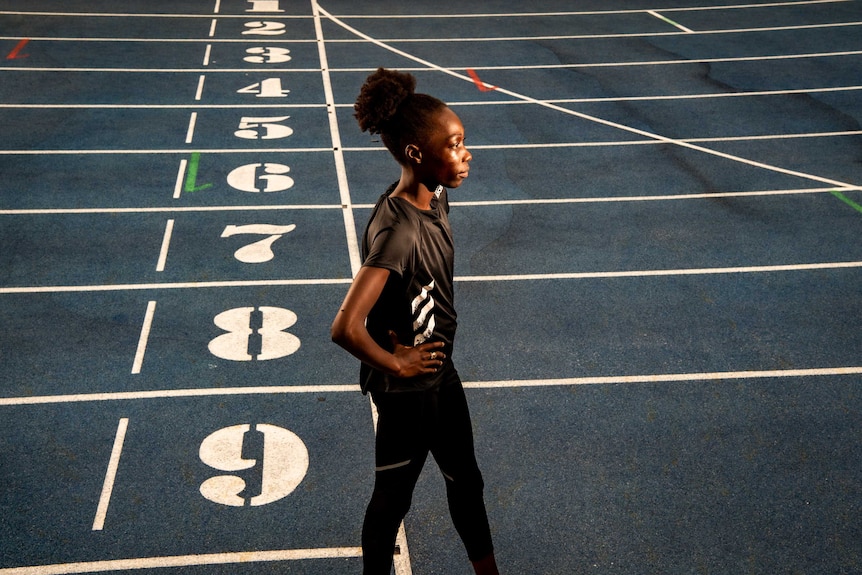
[2,366,861,406]
[316,5,861,192]
[92,418,129,531]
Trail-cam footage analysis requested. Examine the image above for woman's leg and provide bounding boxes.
[362,391,428,574]
[431,380,496,565]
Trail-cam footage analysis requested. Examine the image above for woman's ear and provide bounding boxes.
[405,144,422,165]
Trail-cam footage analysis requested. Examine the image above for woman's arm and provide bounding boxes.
[331,265,445,378]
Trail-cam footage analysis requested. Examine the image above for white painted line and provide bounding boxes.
[213,0,221,14]
[173,159,187,199]
[451,187,859,206]
[194,75,206,100]
[394,523,413,575]
[3,46,860,74]
[318,8,860,192]
[0,103,329,109]
[452,85,862,104]
[131,301,157,375]
[0,277,353,295]
[1,203,346,215]
[184,112,198,144]
[156,219,175,272]
[648,10,695,33]
[1,366,861,406]
[202,43,212,66]
[463,367,862,389]
[456,261,862,283]
[0,19,859,46]
[0,385,363,406]
[1,260,861,295]
[451,50,862,71]
[313,1,409,566]
[4,128,862,156]
[0,147,333,155]
[343,20,862,42]
[0,11,310,19]
[0,547,363,575]
[92,418,129,531]
[333,0,851,17]
[311,0,361,277]
[0,1,847,18]
[0,85,860,109]
[208,19,217,38]
[2,187,858,216]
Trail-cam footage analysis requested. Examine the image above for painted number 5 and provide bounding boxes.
[234,116,293,140]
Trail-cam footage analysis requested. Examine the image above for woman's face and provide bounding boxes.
[418,106,472,189]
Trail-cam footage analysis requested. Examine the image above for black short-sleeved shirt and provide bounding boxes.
[359,182,457,393]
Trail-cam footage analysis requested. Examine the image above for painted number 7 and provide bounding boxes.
[222,224,296,263]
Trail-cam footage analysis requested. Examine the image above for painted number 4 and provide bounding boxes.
[238,78,290,98]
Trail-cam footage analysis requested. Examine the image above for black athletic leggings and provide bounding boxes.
[362,371,494,573]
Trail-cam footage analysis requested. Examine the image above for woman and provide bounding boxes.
[331,68,500,575]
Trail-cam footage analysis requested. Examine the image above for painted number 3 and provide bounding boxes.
[208,307,301,361]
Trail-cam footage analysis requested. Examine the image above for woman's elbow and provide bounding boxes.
[330,314,354,348]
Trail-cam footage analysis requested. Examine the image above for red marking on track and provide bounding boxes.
[467,68,497,92]
[6,38,30,60]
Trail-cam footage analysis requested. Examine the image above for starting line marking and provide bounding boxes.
[0,547,363,575]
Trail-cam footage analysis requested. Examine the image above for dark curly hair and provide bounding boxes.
[354,68,447,165]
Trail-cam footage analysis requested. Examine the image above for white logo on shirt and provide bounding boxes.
[411,280,436,345]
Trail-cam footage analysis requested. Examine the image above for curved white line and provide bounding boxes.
[315,4,860,191]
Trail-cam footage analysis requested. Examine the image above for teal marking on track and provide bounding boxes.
[183,152,212,193]
[830,190,862,214]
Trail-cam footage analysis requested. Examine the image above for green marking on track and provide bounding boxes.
[184,152,213,193]
[830,190,862,214]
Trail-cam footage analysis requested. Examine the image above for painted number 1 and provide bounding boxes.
[246,0,283,12]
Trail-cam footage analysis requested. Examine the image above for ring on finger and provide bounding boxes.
[430,351,437,360]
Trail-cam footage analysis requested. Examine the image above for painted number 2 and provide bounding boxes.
[208,306,301,361]
[199,424,308,507]
[242,21,286,36]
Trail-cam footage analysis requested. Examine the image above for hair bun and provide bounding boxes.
[354,68,417,134]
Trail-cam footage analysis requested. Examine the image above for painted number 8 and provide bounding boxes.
[208,306,301,361]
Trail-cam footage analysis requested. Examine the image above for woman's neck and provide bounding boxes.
[391,167,436,210]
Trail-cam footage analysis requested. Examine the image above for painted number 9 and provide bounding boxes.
[199,424,309,507]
